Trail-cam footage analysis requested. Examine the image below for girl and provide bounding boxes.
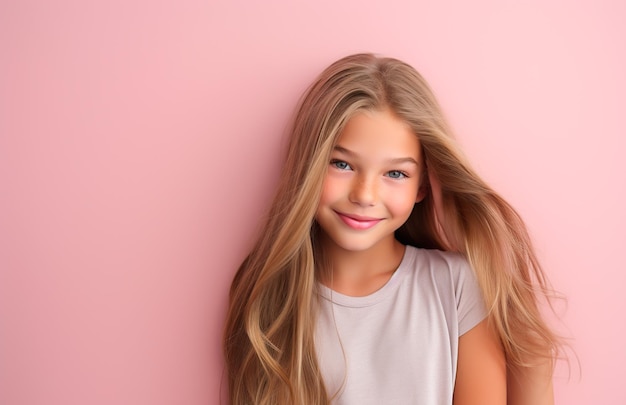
[223,53,561,404]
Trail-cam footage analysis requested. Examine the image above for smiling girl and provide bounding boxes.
[223,53,561,404]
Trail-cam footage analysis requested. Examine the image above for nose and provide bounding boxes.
[349,175,377,206]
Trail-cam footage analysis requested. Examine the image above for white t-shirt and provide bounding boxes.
[315,245,486,404]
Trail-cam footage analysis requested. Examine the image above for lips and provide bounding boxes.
[335,211,382,230]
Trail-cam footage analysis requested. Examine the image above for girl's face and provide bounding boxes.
[315,108,426,255]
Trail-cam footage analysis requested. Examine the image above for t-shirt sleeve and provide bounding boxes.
[453,257,487,336]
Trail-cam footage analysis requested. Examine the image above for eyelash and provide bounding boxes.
[386,170,409,179]
[330,159,352,170]
[330,160,410,179]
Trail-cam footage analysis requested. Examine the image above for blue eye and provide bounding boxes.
[387,170,407,179]
[331,160,352,170]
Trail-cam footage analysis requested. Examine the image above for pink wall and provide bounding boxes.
[1,0,624,403]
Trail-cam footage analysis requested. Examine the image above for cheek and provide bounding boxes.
[318,175,342,205]
[387,186,419,217]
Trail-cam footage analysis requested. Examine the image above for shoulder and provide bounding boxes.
[406,245,467,265]
[405,245,486,335]
[404,246,472,283]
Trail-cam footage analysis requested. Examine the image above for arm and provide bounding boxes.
[453,319,507,405]
[507,361,554,405]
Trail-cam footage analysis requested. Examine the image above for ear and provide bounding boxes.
[427,167,461,252]
[415,165,429,203]
[415,183,428,203]
[427,167,443,214]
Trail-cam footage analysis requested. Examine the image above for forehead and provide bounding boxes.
[335,109,421,160]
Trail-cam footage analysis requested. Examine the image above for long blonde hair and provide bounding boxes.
[223,53,561,404]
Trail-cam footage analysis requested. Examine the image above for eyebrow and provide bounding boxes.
[333,145,420,166]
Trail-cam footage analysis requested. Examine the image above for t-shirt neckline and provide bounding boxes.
[316,245,415,308]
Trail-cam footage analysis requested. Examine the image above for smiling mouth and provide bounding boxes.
[335,211,382,230]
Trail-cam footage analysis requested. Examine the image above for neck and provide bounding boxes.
[318,236,406,296]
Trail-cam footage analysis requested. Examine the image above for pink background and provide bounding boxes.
[1,0,624,404]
